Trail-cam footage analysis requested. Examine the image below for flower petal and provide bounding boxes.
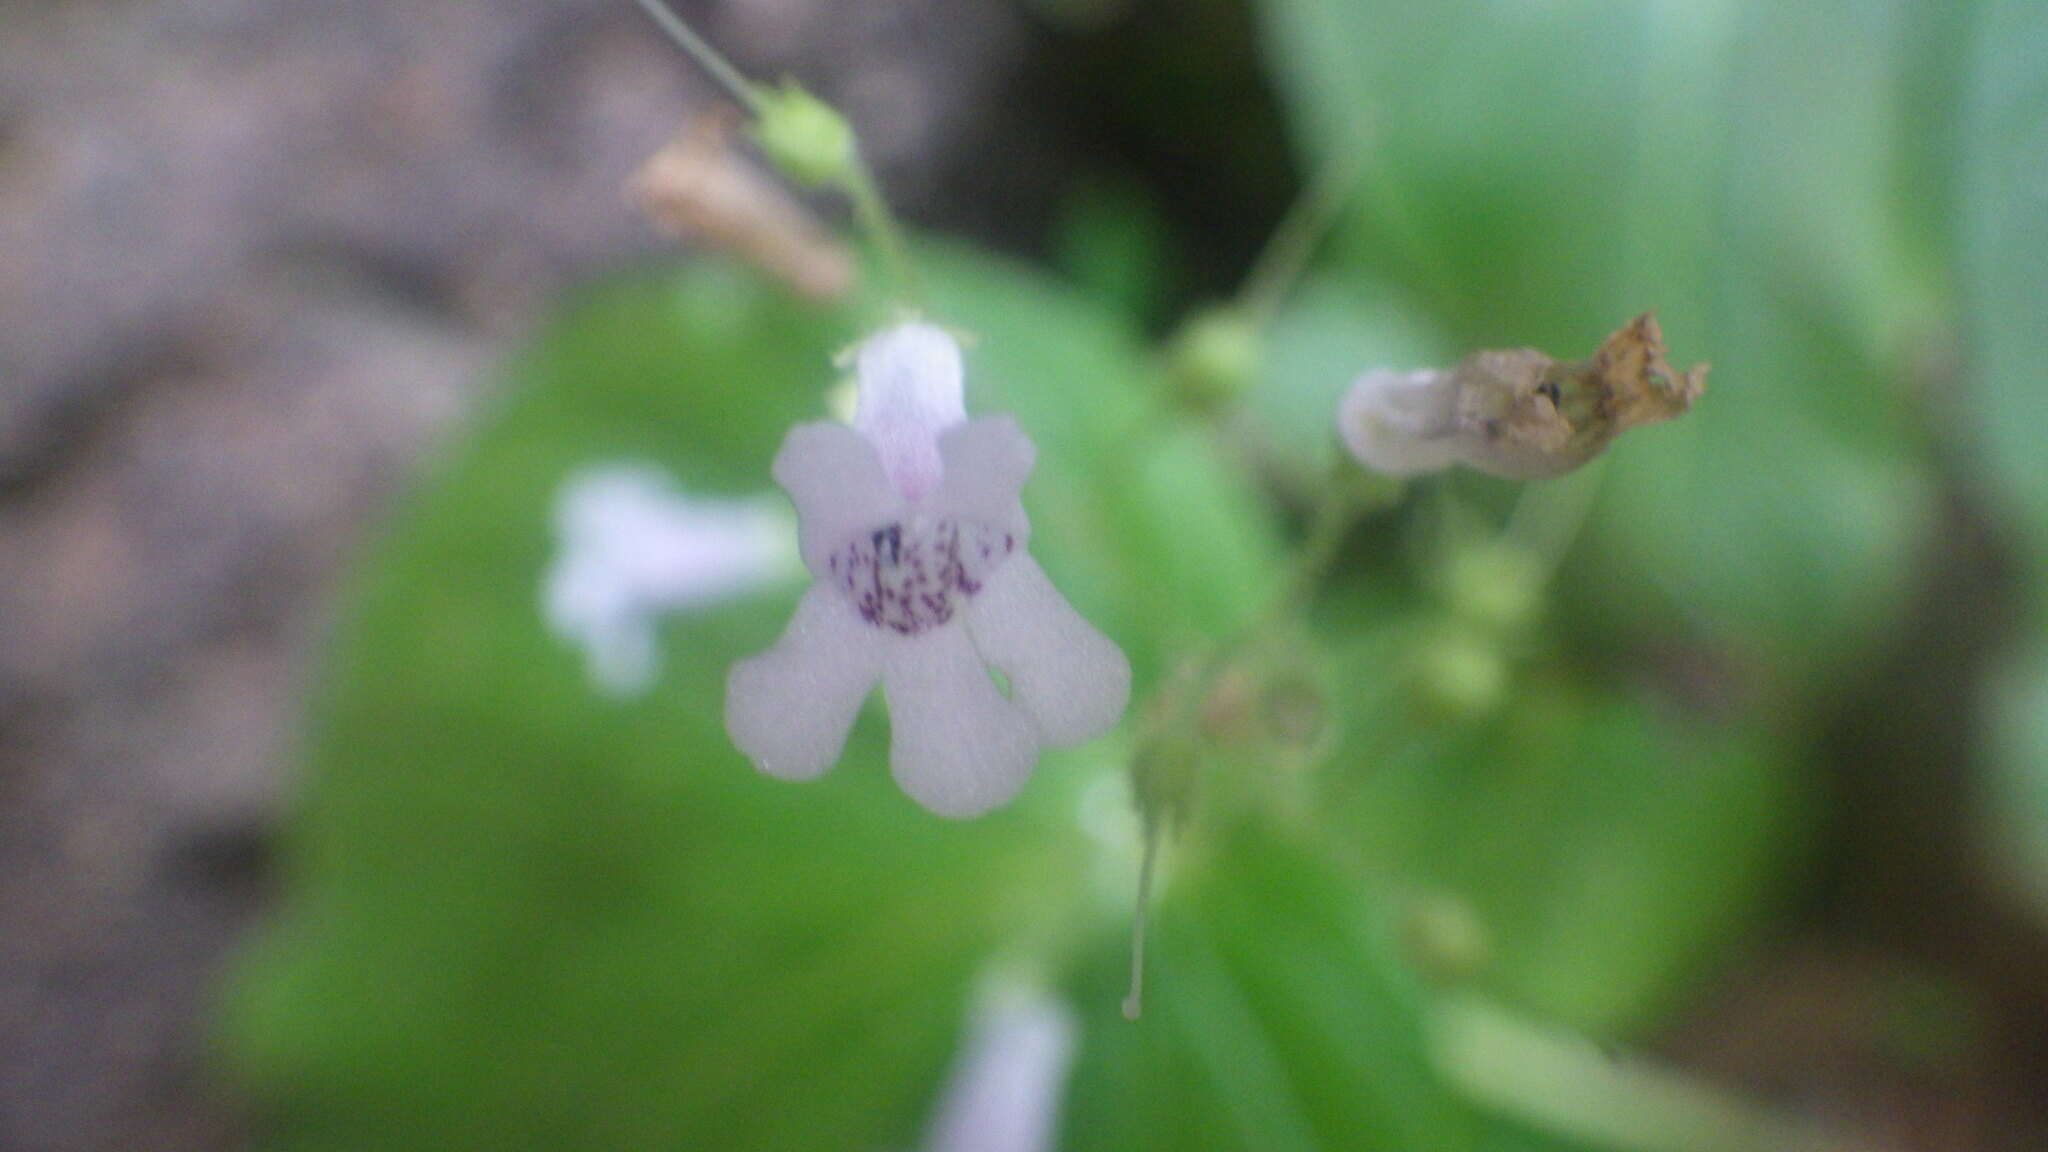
[966,555,1130,747]
[545,466,798,696]
[726,582,883,781]
[772,422,905,574]
[854,323,966,503]
[882,623,1040,818]
[922,982,1078,1152]
[935,416,1034,543]
[1337,368,1463,476]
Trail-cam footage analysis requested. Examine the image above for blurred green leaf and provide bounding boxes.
[1898,0,1987,248]
[1053,177,1172,325]
[1960,0,2048,555]
[1253,0,1936,683]
[1324,669,1805,1036]
[1060,816,1482,1152]
[1984,635,2048,922]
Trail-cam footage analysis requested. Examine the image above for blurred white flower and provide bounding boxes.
[922,982,1079,1152]
[544,466,797,695]
[725,322,1130,818]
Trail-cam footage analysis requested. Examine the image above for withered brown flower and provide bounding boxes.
[629,113,855,302]
[1340,313,1708,481]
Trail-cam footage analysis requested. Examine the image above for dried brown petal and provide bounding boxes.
[628,113,855,302]
[1449,312,1707,479]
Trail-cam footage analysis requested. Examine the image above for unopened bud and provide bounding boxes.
[752,81,857,189]
[1165,307,1263,410]
[1411,626,1508,721]
[1441,541,1543,634]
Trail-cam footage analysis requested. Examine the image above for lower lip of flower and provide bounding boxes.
[827,514,1017,635]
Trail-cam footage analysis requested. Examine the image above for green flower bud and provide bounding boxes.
[751,81,856,189]
[1164,306,1263,409]
[1442,541,1543,634]
[1411,625,1507,721]
[1401,892,1490,981]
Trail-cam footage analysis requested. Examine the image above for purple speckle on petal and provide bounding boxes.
[829,516,1015,635]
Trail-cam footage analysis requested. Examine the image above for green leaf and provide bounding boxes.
[1060,818,1483,1152]
[1984,634,2048,922]
[1960,0,2048,556]
[219,248,1289,1151]
[1325,675,1806,1037]
[1052,177,1172,325]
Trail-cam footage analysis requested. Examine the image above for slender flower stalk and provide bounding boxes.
[1238,150,1367,326]
[1503,458,1607,581]
[629,0,761,112]
[845,152,921,304]
[628,0,922,306]
[1162,156,1367,408]
[1121,820,1159,1021]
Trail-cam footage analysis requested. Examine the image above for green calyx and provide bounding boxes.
[751,81,857,189]
[1164,306,1265,409]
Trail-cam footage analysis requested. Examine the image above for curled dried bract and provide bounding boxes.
[629,113,855,301]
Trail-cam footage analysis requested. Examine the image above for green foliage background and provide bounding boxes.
[220,1,2048,1149]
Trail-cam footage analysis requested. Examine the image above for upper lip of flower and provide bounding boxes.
[851,321,969,504]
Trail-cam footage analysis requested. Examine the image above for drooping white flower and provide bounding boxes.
[725,322,1131,818]
[921,982,1079,1152]
[544,465,797,695]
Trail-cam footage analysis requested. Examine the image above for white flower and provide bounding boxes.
[544,465,797,695]
[725,322,1131,818]
[1336,368,1465,476]
[921,982,1078,1152]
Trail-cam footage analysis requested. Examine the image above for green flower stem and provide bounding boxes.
[630,0,922,309]
[1121,818,1160,1021]
[630,0,764,114]
[1238,151,1366,325]
[1126,472,1392,816]
[1504,457,1607,581]
[844,155,923,309]
[1276,477,1376,618]
[1233,468,1402,660]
